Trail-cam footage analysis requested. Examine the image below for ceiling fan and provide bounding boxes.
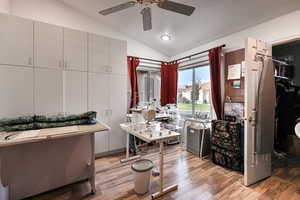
[99,0,196,31]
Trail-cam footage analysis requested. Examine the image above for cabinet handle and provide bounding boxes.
[59,61,62,68]
[64,61,67,69]
[104,110,108,117]
[105,66,112,73]
[28,57,32,65]
[104,109,112,116]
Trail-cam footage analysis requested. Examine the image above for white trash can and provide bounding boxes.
[131,159,154,194]
[0,183,8,200]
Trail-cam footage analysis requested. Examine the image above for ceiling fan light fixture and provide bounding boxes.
[160,33,171,41]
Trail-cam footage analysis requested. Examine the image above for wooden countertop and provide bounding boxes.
[0,123,110,148]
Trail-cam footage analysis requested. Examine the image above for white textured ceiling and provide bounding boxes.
[60,0,300,57]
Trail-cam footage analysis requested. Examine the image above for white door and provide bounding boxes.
[0,13,34,67]
[109,74,127,151]
[0,66,34,118]
[64,28,88,71]
[63,71,87,114]
[34,22,63,69]
[88,72,110,154]
[109,38,127,75]
[244,38,275,186]
[88,34,110,73]
[35,68,63,115]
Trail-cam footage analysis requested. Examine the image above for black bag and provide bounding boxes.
[211,120,243,171]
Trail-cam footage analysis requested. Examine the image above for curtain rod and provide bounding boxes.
[173,44,226,63]
[128,44,225,64]
[128,55,163,63]
[178,54,207,64]
[179,59,209,69]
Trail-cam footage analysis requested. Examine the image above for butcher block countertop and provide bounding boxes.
[0,123,109,148]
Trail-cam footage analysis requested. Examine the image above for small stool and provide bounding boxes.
[131,159,154,194]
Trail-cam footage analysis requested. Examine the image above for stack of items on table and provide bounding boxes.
[0,111,97,132]
[211,120,243,171]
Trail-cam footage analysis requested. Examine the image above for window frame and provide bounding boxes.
[177,64,212,119]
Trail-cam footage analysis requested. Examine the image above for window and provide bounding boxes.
[137,70,161,106]
[177,69,193,118]
[177,65,211,119]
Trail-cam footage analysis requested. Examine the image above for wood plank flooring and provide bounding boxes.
[27,145,300,200]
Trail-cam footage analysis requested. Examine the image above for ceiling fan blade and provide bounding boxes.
[99,1,136,16]
[141,7,152,31]
[158,0,195,16]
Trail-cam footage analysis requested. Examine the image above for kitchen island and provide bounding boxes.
[0,123,109,200]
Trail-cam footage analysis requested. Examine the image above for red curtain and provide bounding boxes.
[209,47,222,120]
[160,62,178,106]
[127,56,140,108]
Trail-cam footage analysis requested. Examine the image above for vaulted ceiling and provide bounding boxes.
[60,0,300,57]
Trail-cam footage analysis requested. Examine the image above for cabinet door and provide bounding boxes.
[34,22,63,69]
[64,28,87,71]
[88,34,110,73]
[64,71,87,114]
[110,39,127,75]
[0,66,34,118]
[109,74,127,151]
[0,13,34,67]
[88,72,110,154]
[94,131,109,155]
[35,68,63,115]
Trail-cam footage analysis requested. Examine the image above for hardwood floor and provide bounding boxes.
[27,145,300,200]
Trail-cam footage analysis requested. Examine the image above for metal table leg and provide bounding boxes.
[89,133,96,194]
[200,127,206,160]
[120,132,140,163]
[151,142,178,199]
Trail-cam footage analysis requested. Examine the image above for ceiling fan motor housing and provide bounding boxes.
[136,0,161,5]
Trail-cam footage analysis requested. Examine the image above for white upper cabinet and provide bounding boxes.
[34,22,63,69]
[88,34,110,73]
[0,66,34,118]
[35,68,63,115]
[0,14,34,67]
[110,39,127,75]
[64,71,87,114]
[64,28,88,71]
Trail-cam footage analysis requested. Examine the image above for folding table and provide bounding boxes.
[120,122,180,199]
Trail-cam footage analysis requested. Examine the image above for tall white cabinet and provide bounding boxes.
[34,22,63,69]
[0,13,128,155]
[64,71,88,114]
[88,73,111,153]
[34,68,63,115]
[64,28,88,71]
[0,66,34,118]
[109,75,127,150]
[88,33,110,73]
[0,13,33,67]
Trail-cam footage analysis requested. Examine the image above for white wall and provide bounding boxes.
[172,9,300,60]
[0,0,10,13]
[9,0,168,61]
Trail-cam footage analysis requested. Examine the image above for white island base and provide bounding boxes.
[0,123,109,200]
